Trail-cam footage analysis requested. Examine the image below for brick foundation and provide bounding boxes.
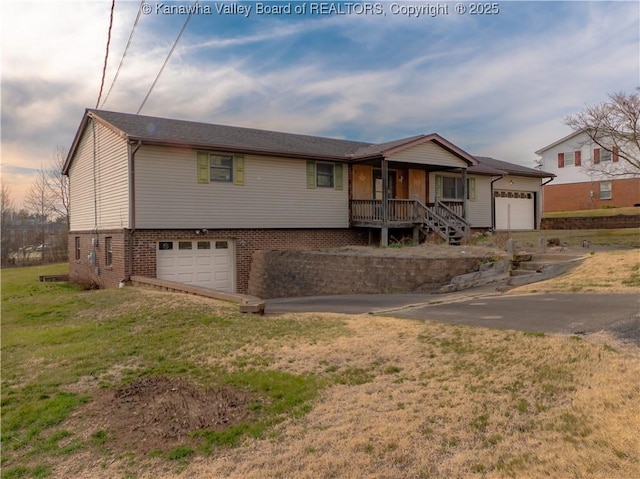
[543,178,640,213]
[69,228,367,292]
[68,230,129,289]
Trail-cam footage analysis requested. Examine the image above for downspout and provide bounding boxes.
[490,175,505,230]
[126,140,142,281]
[539,177,555,229]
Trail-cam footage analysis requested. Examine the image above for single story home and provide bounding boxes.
[63,110,553,292]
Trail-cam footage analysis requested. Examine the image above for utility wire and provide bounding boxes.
[137,0,199,114]
[96,0,117,109]
[100,0,145,109]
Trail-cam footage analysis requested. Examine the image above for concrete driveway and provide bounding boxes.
[266,290,640,338]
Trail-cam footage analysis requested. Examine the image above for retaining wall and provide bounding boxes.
[248,250,499,298]
[541,214,640,230]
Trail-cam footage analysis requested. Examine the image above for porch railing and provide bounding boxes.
[351,199,463,223]
[351,199,419,223]
[350,198,470,244]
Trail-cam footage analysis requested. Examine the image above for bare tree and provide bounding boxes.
[1,183,15,266]
[24,168,55,263]
[46,146,70,228]
[565,90,640,176]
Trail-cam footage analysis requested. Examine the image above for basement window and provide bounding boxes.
[600,182,612,200]
[75,237,81,260]
[105,237,113,266]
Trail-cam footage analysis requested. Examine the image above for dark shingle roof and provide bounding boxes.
[90,109,371,159]
[471,156,554,178]
[67,110,553,179]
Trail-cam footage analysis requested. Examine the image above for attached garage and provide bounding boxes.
[495,190,535,230]
[156,239,235,292]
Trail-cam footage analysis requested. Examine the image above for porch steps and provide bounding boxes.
[416,199,469,245]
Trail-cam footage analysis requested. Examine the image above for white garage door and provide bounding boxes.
[495,191,535,230]
[156,239,235,292]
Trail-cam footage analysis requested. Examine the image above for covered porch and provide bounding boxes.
[347,133,478,246]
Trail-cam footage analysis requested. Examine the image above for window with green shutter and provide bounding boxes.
[197,152,244,185]
[307,161,342,189]
[435,174,475,201]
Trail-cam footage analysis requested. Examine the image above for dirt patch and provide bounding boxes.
[73,376,255,455]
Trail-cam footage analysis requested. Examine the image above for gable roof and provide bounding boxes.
[534,130,585,155]
[471,156,554,178]
[351,133,478,166]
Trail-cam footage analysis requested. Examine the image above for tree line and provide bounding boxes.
[1,147,70,267]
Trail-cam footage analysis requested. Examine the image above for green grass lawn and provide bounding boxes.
[0,264,348,478]
[2,262,639,479]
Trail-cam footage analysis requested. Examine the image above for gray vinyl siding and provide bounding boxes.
[69,121,129,231]
[134,146,349,229]
[493,176,541,192]
[427,173,492,228]
[466,175,492,228]
[387,142,468,168]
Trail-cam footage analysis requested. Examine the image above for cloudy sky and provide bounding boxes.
[2,0,638,208]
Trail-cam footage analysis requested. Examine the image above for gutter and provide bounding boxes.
[127,137,352,163]
[126,140,142,281]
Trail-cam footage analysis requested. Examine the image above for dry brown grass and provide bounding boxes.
[56,314,640,479]
[511,249,640,293]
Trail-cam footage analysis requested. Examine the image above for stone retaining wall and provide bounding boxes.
[541,214,640,230]
[248,250,498,298]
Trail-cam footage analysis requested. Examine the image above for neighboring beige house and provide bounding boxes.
[63,110,553,292]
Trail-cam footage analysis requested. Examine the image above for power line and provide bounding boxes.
[100,0,145,109]
[96,0,117,109]
[137,0,199,114]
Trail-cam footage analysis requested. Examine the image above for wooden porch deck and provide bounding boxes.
[350,199,464,227]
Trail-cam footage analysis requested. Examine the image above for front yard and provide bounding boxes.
[2,258,639,478]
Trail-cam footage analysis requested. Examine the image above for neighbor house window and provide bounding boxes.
[600,182,612,200]
[563,152,575,167]
[557,151,581,168]
[105,237,113,266]
[75,237,81,260]
[316,163,334,188]
[600,149,612,162]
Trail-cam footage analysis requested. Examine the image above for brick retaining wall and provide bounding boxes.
[541,214,640,230]
[248,250,493,298]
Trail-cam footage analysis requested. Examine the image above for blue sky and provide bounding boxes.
[2,0,638,207]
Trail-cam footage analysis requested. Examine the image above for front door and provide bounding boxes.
[373,170,397,200]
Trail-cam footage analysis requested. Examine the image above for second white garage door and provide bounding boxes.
[156,239,235,292]
[495,191,535,230]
